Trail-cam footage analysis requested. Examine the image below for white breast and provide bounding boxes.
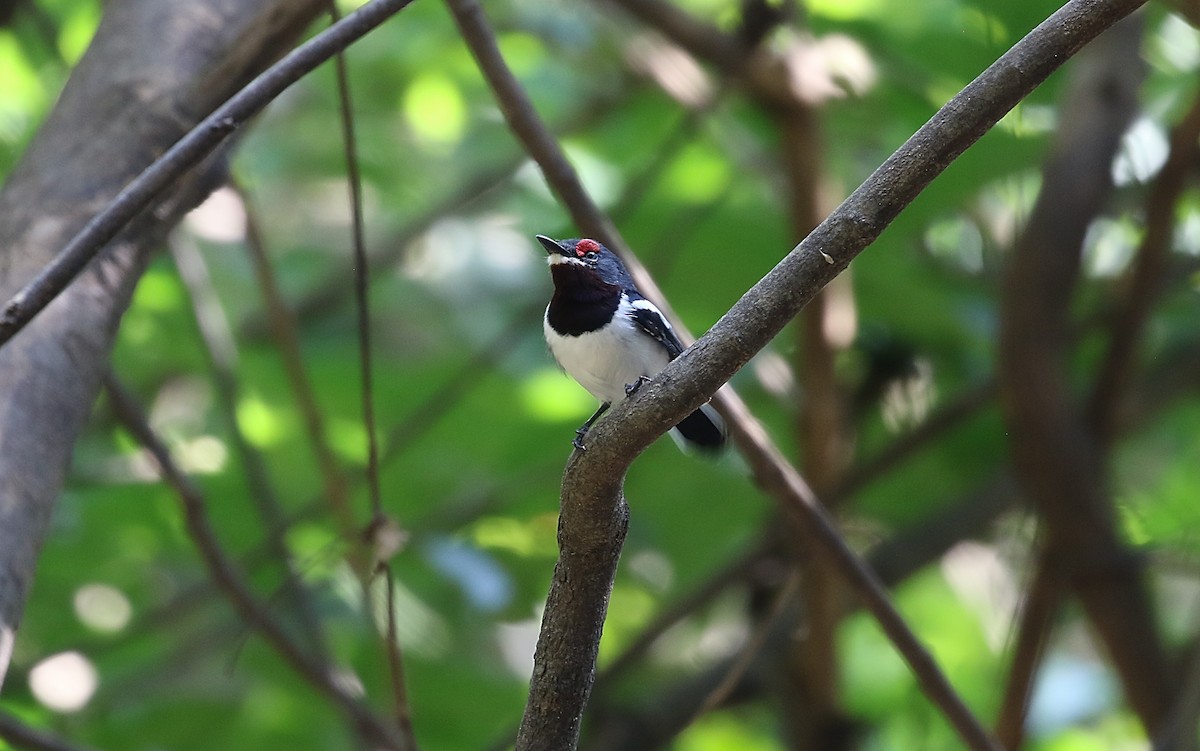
[544,294,671,405]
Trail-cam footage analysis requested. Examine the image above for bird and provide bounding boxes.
[537,234,727,454]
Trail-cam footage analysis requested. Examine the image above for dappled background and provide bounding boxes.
[1,0,1199,749]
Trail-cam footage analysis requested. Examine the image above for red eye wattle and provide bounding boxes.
[575,239,601,257]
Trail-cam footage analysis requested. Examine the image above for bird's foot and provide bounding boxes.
[625,376,652,397]
[572,401,611,451]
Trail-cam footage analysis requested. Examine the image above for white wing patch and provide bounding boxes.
[630,298,672,328]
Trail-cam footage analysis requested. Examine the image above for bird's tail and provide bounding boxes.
[669,402,727,456]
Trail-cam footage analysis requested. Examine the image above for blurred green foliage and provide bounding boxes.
[2,0,1200,749]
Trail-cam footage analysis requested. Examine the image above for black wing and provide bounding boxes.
[629,298,685,360]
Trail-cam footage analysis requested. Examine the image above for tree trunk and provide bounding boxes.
[0,0,324,688]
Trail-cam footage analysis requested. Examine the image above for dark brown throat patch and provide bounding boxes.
[546,264,621,335]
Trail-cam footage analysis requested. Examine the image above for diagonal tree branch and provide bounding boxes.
[445,0,1148,749]
[0,0,418,349]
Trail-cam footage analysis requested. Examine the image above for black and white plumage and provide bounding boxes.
[537,234,727,454]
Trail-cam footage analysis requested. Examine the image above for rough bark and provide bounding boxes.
[0,0,324,687]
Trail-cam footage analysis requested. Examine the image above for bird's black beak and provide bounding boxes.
[536,234,567,256]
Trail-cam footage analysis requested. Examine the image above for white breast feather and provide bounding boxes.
[544,294,671,405]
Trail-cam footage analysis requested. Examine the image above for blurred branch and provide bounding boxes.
[582,453,1018,748]
[1155,634,1200,751]
[0,710,98,751]
[834,379,996,501]
[1088,88,1200,443]
[607,106,713,226]
[867,474,1019,586]
[380,306,536,461]
[1128,337,1200,418]
[600,0,747,74]
[772,15,849,743]
[235,180,361,550]
[694,569,802,720]
[598,541,773,684]
[0,0,418,348]
[103,372,407,750]
[445,1,1153,750]
[996,14,1174,731]
[170,233,334,668]
[599,0,826,109]
[585,649,767,751]
[994,551,1066,750]
[249,159,518,332]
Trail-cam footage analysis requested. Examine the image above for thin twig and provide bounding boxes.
[102,371,406,750]
[327,2,384,528]
[0,0,417,348]
[325,2,416,743]
[383,566,417,741]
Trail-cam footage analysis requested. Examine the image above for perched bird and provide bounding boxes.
[537,234,727,454]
